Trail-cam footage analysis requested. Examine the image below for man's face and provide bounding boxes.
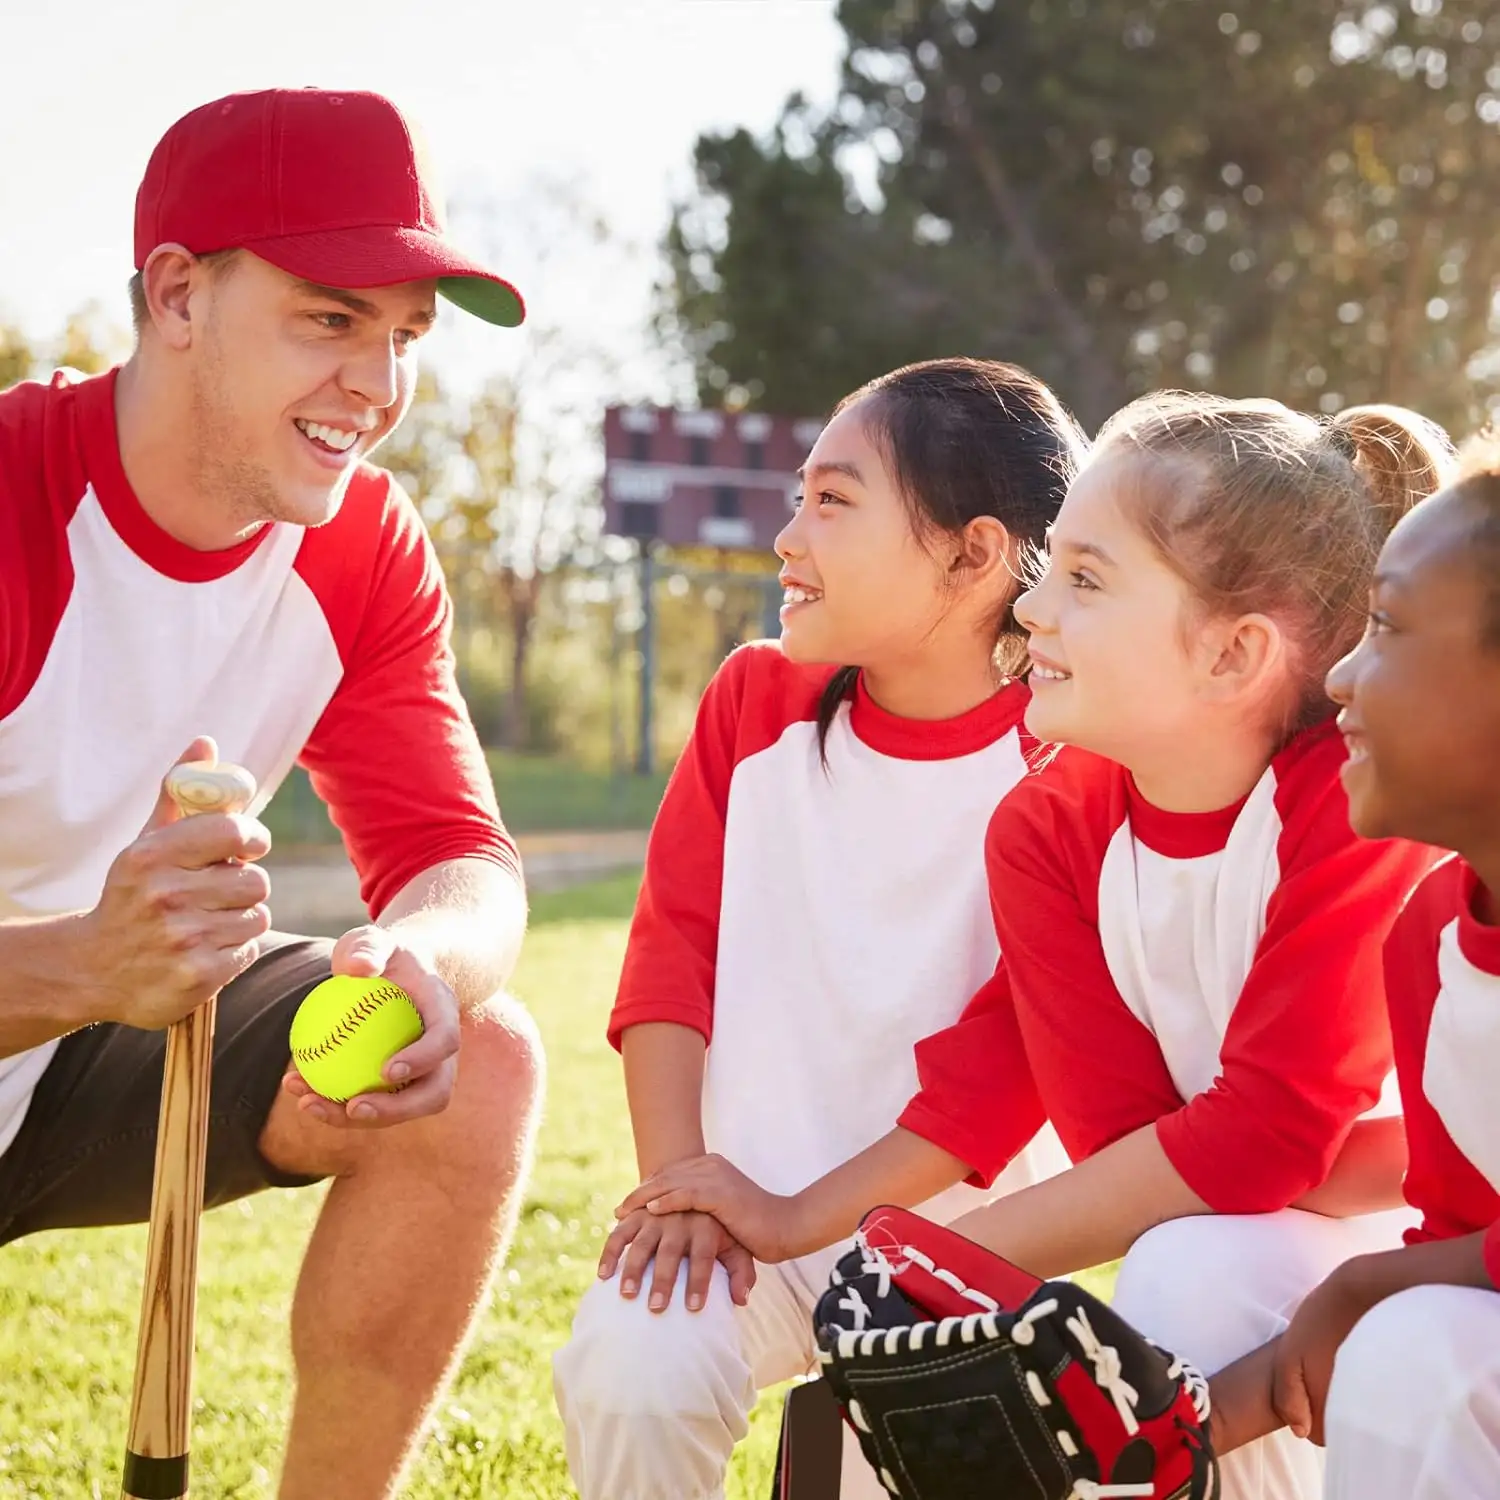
[188,253,437,530]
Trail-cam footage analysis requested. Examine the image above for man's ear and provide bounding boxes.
[139,244,202,350]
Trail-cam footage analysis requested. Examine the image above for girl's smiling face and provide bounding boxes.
[775,399,985,671]
[1014,455,1231,768]
[1327,484,1500,849]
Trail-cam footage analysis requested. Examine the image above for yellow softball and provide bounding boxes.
[289,975,425,1103]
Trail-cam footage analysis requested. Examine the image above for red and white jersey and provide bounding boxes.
[901,723,1439,1212]
[0,368,519,1157]
[608,641,1065,1246]
[1384,857,1500,1282]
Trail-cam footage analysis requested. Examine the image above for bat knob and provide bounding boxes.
[165,760,257,818]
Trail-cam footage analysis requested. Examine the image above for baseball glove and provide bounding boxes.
[812,1206,1218,1500]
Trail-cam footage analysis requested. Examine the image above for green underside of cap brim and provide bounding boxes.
[439,275,525,328]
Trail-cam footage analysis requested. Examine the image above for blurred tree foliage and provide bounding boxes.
[661,0,1500,435]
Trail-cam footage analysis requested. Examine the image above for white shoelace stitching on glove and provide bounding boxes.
[834,1234,1199,1500]
[1065,1306,1143,1435]
[1163,1351,1213,1425]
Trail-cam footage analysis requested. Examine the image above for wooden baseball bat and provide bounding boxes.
[121,758,257,1500]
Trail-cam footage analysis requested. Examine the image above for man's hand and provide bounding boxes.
[1271,1262,1378,1445]
[598,1206,756,1312]
[79,737,271,1030]
[283,924,461,1128]
[614,1153,807,1264]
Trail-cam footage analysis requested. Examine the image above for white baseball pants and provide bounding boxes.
[1109,1206,1415,1500]
[1322,1281,1500,1498]
[554,1249,889,1500]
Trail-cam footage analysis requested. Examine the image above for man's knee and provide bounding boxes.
[415,992,545,1188]
[262,992,544,1187]
[463,992,545,1124]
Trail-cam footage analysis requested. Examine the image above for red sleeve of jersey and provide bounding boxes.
[606,643,826,1050]
[607,646,756,1049]
[0,374,90,719]
[1155,738,1437,1213]
[1385,860,1500,1273]
[896,956,1048,1187]
[979,759,1190,1171]
[297,472,519,917]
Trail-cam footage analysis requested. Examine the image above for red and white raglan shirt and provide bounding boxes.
[607,641,1065,1259]
[1384,856,1500,1281]
[0,368,521,1158]
[901,721,1439,1211]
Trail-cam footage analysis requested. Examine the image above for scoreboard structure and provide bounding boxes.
[602,405,825,554]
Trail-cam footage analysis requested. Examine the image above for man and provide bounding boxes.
[0,88,542,1499]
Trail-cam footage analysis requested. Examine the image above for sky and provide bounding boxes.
[2,0,846,395]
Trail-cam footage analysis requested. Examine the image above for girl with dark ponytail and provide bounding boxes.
[554,358,1086,1500]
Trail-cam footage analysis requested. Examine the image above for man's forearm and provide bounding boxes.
[376,857,527,1010]
[0,912,102,1056]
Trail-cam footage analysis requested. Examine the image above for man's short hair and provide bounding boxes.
[128,248,242,335]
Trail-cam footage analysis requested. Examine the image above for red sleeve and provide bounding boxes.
[605,642,827,1050]
[980,762,1191,1171]
[1385,860,1500,1275]
[896,956,1048,1187]
[606,647,754,1049]
[1154,745,1438,1213]
[296,472,519,917]
[0,374,88,718]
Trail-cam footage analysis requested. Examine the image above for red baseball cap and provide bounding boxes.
[134,88,524,327]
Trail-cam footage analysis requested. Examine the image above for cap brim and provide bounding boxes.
[241,224,526,327]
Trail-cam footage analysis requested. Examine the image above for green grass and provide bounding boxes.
[261,757,670,848]
[0,873,1114,1498]
[0,872,784,1499]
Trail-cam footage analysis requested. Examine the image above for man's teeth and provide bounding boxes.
[783,586,823,605]
[295,419,359,453]
[1030,663,1071,681]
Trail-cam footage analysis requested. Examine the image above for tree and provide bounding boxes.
[0,301,126,392]
[382,181,638,749]
[662,1,1500,434]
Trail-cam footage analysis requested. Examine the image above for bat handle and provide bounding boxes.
[122,756,256,1500]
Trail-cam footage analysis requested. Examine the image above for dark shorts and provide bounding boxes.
[0,933,334,1247]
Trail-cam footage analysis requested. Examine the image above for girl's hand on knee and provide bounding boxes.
[648,1211,756,1313]
[615,1153,799,1263]
[598,1208,755,1312]
[599,1208,662,1300]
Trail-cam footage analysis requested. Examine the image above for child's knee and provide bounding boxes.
[555,1264,753,1421]
[1112,1213,1319,1374]
[1327,1284,1500,1447]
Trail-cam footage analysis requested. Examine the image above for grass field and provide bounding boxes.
[0,872,788,1499]
[262,757,670,848]
[0,872,1113,1498]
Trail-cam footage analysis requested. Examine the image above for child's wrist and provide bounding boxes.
[780,1188,822,1261]
[635,1138,707,1180]
[1329,1249,1399,1307]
